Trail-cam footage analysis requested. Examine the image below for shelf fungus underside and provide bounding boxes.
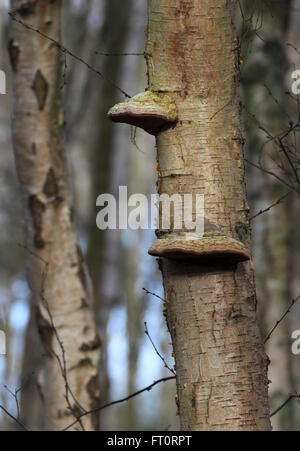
[107,91,178,135]
[149,235,251,263]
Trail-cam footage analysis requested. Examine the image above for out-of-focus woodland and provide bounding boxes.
[0,0,300,431]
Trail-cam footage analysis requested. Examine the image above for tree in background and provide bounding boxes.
[287,0,300,431]
[0,1,28,431]
[3,0,177,432]
[240,0,294,431]
[109,0,271,430]
[86,0,135,413]
[9,0,100,430]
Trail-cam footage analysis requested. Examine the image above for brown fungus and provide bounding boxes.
[107,91,178,135]
[148,235,251,264]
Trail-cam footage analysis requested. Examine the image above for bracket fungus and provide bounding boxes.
[107,91,178,135]
[149,235,251,264]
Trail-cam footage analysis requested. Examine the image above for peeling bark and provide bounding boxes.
[10,0,100,431]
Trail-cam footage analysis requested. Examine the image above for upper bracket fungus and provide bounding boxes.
[107,91,178,135]
[149,235,251,264]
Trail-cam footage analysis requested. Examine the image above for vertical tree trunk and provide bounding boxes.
[287,0,300,431]
[240,0,293,431]
[9,1,100,431]
[109,0,271,431]
[19,305,45,430]
[86,0,134,412]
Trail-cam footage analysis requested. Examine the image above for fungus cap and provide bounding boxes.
[108,91,177,135]
[149,235,251,263]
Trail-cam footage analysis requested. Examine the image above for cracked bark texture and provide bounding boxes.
[146,0,271,430]
[9,0,100,431]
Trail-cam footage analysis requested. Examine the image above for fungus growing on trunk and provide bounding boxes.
[108,91,178,135]
[149,235,251,263]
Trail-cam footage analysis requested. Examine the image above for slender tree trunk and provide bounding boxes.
[109,0,271,431]
[287,0,300,431]
[86,0,134,411]
[240,0,294,431]
[9,1,100,431]
[19,303,45,430]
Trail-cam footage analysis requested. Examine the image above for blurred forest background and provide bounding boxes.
[0,0,300,431]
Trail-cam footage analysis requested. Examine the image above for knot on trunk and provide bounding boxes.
[149,235,251,263]
[108,91,178,135]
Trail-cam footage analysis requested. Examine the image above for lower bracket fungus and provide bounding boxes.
[149,235,251,264]
[108,91,178,135]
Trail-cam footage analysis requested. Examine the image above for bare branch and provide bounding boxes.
[143,287,165,302]
[270,393,300,418]
[8,12,131,99]
[63,376,176,431]
[250,191,292,221]
[0,405,29,431]
[96,51,145,57]
[144,322,175,376]
[3,385,22,420]
[264,295,300,344]
[244,158,296,192]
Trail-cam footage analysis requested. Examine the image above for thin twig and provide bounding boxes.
[96,51,144,57]
[264,295,300,344]
[60,50,67,90]
[9,12,131,99]
[250,191,292,220]
[144,322,175,376]
[245,158,296,192]
[287,42,300,57]
[0,405,29,431]
[130,126,146,154]
[210,100,231,121]
[63,376,176,431]
[3,385,23,420]
[270,393,300,418]
[143,287,165,302]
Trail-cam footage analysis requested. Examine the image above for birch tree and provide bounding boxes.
[109,0,271,431]
[9,0,100,431]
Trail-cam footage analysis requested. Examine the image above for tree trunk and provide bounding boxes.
[240,0,294,431]
[19,302,45,431]
[9,0,100,431]
[287,0,300,431]
[86,0,134,412]
[109,0,271,431]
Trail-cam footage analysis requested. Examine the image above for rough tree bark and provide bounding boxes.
[109,0,271,431]
[9,0,100,431]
